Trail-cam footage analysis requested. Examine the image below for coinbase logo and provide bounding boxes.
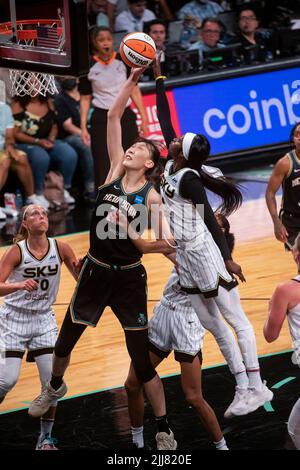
[203,81,300,139]
[173,68,300,154]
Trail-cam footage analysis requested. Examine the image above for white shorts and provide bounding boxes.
[148,299,205,363]
[177,247,237,298]
[0,306,58,362]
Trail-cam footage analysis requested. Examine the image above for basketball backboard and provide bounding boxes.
[0,0,89,76]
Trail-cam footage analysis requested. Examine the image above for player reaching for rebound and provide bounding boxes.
[0,205,79,450]
[121,214,236,451]
[27,68,178,450]
[153,54,273,417]
[264,232,300,450]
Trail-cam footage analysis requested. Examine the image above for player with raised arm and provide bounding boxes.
[153,54,273,418]
[119,214,238,451]
[28,68,177,450]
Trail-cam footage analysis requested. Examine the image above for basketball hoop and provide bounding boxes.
[9,70,58,97]
[0,19,64,97]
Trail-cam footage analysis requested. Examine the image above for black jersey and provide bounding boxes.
[89,177,153,265]
[282,150,300,218]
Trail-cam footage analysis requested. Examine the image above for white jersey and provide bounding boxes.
[161,160,234,296]
[160,268,194,312]
[149,269,205,359]
[288,275,300,367]
[4,238,62,314]
[161,160,206,250]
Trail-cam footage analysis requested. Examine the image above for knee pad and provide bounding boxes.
[54,309,86,357]
[125,330,157,384]
[131,357,157,384]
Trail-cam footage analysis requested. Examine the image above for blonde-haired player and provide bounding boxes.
[264,232,300,450]
[0,205,79,450]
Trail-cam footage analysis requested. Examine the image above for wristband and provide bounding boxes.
[34,138,40,143]
[155,75,167,81]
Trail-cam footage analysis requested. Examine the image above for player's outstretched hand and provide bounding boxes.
[225,260,246,283]
[130,67,147,84]
[19,279,38,292]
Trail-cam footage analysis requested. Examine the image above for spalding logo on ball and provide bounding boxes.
[120,32,156,68]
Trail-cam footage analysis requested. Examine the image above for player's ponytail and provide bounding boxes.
[186,134,243,216]
[199,170,243,216]
[13,206,29,243]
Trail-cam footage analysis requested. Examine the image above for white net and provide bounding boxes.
[9,69,58,97]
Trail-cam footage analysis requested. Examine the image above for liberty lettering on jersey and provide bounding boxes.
[103,194,137,218]
[292,177,300,188]
[90,177,152,264]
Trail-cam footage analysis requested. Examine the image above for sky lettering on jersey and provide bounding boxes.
[23,265,59,278]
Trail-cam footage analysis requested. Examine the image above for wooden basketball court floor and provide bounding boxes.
[0,196,296,415]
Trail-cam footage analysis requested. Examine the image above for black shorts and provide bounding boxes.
[280,211,300,250]
[70,253,148,329]
[148,341,203,364]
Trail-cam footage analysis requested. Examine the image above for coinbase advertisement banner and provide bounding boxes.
[173,67,300,155]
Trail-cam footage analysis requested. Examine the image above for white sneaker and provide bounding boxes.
[224,386,249,418]
[63,189,75,205]
[0,207,7,221]
[244,381,274,413]
[27,194,50,209]
[28,381,67,418]
[155,431,177,450]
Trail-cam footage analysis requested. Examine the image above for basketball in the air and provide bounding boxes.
[120,32,156,68]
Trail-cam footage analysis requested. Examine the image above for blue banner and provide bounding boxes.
[173,67,300,155]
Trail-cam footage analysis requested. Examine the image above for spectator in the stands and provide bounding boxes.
[54,79,95,201]
[143,19,170,78]
[178,1,224,23]
[11,96,77,207]
[178,2,224,48]
[0,69,12,105]
[115,0,156,33]
[107,0,128,30]
[0,101,40,219]
[234,7,273,63]
[188,17,225,62]
[147,1,173,20]
[87,0,110,27]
